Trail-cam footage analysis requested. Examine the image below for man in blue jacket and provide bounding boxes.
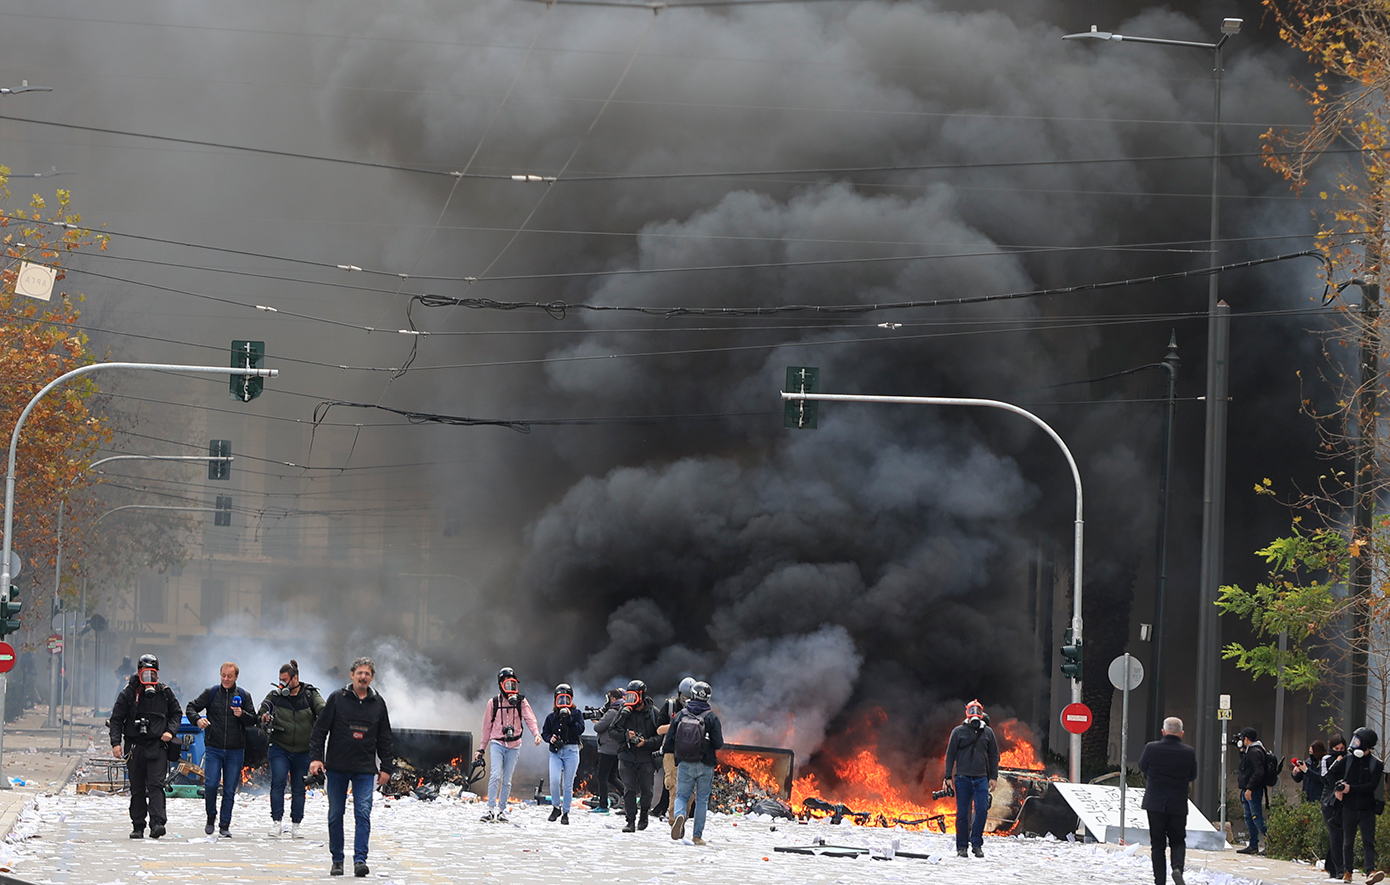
[942,699,999,858]
[1138,717,1198,885]
[186,661,258,837]
[666,681,723,846]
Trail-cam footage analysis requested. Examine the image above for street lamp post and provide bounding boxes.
[0,361,276,787]
[1062,16,1242,814]
[782,389,1085,783]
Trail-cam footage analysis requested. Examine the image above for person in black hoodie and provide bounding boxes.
[1236,727,1269,854]
[542,683,586,825]
[108,653,181,839]
[1326,727,1387,883]
[309,657,394,879]
[613,679,660,833]
[942,699,1000,859]
[186,661,258,837]
[1322,736,1348,880]
[666,680,723,846]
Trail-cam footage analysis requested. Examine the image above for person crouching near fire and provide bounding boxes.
[542,683,586,824]
[941,699,1000,859]
[476,667,541,822]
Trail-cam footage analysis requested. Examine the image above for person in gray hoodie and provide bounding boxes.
[941,699,1000,859]
[590,689,626,813]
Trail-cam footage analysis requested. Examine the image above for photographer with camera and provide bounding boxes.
[942,699,999,859]
[186,662,258,838]
[108,653,181,839]
[1325,727,1386,883]
[1235,727,1270,855]
[477,667,541,823]
[541,683,586,825]
[615,679,660,833]
[259,659,325,838]
[591,688,626,813]
[1322,736,1348,880]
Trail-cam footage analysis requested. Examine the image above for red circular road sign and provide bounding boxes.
[1061,702,1093,734]
[0,641,14,674]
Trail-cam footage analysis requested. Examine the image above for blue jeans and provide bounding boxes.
[674,761,714,838]
[548,744,580,812]
[487,742,520,811]
[954,775,989,850]
[1242,791,1266,847]
[269,745,311,823]
[326,771,375,865]
[203,746,244,827]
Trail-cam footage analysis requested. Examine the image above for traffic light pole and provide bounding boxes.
[781,389,1085,783]
[0,361,276,787]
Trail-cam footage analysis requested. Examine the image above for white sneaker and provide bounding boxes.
[291,822,301,839]
[269,821,282,837]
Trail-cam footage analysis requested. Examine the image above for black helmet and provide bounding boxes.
[624,679,646,707]
[138,653,159,671]
[690,681,712,702]
[497,667,515,684]
[1352,727,1379,756]
[554,683,574,707]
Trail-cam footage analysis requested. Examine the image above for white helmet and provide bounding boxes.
[678,676,696,698]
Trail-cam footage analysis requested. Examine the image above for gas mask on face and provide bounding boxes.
[500,676,520,700]
[271,680,291,697]
[965,699,985,731]
[138,667,159,694]
[623,690,641,708]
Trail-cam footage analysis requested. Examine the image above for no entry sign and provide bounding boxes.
[1061,702,1093,734]
[0,641,14,673]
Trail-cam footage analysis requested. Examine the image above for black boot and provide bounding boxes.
[129,825,144,839]
[549,806,562,822]
[622,820,636,833]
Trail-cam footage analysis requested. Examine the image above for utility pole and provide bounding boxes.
[1349,277,1379,730]
[1146,335,1180,742]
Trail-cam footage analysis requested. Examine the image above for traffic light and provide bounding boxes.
[208,439,231,480]
[229,340,265,402]
[1060,628,1083,680]
[214,495,233,527]
[784,366,820,429]
[0,586,22,637]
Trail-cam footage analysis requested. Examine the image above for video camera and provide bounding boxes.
[581,706,606,721]
[932,784,955,801]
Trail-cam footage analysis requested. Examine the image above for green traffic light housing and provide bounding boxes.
[0,586,22,636]
[1059,627,1082,680]
[230,340,265,402]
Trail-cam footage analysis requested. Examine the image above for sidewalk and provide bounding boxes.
[0,706,102,841]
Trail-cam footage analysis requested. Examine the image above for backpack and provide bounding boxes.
[673,710,710,763]
[1261,748,1283,789]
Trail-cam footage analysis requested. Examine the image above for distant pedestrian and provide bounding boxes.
[1322,736,1348,880]
[258,659,325,838]
[309,657,395,878]
[614,679,660,833]
[186,662,257,838]
[591,688,626,813]
[667,680,723,846]
[1138,717,1197,885]
[1293,741,1328,803]
[476,667,541,823]
[107,653,180,839]
[1236,727,1270,854]
[1325,727,1386,883]
[542,683,585,825]
[942,699,999,859]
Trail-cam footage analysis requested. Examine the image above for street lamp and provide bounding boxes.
[1062,16,1240,814]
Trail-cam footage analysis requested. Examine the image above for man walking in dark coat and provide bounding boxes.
[186,661,258,837]
[108,653,181,839]
[1236,727,1270,854]
[942,699,1000,858]
[1138,716,1198,885]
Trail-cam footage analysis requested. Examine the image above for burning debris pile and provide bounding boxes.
[708,752,791,814]
[383,756,480,800]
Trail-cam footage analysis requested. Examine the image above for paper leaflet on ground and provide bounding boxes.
[1050,783,1227,851]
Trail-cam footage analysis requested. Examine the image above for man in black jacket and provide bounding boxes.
[1326,727,1386,882]
[1236,727,1269,854]
[942,699,1000,859]
[1138,717,1198,885]
[613,679,660,833]
[186,661,258,837]
[666,680,723,845]
[310,657,395,878]
[108,653,181,840]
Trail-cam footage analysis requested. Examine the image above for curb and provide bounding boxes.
[0,753,84,842]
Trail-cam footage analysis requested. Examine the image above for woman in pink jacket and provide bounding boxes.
[476,667,541,822]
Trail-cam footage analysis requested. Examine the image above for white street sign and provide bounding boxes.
[1108,654,1145,691]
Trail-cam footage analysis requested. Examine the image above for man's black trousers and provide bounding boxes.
[620,756,655,824]
[126,744,169,830]
[1146,810,1186,885]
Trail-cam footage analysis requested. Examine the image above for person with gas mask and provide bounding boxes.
[476,667,541,822]
[108,654,181,839]
[1326,727,1387,883]
[614,679,661,833]
[591,688,627,813]
[258,659,326,838]
[941,699,1000,858]
[186,661,258,838]
[541,683,586,825]
[652,677,695,820]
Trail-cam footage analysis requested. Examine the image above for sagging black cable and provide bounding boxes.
[314,400,533,433]
[408,249,1330,320]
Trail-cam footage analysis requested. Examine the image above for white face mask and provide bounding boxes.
[1355,749,1367,758]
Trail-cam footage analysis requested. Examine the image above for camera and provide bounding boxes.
[304,771,326,789]
[582,706,606,721]
[932,784,955,800]
[501,724,517,741]
[134,717,151,737]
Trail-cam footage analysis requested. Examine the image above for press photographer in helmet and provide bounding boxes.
[541,683,586,825]
[107,653,181,840]
[477,667,541,823]
[942,699,1000,859]
[1327,727,1387,882]
[614,679,660,833]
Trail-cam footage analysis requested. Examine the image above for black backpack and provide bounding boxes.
[1261,748,1283,788]
[672,710,710,763]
